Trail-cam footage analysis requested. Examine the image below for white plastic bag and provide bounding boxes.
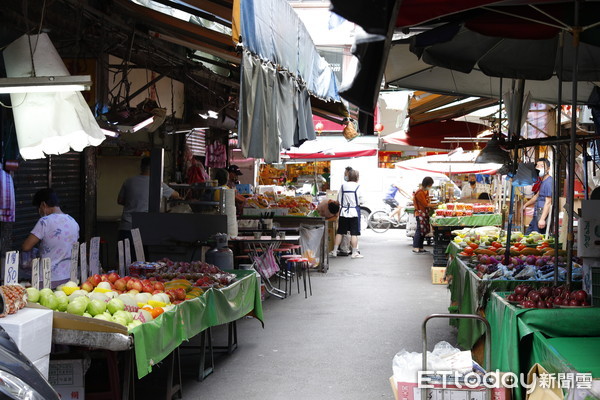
[392,341,473,384]
[299,224,324,267]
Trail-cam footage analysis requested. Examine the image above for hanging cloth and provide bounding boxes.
[0,167,15,222]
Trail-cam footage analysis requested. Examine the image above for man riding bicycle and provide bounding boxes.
[383,183,411,223]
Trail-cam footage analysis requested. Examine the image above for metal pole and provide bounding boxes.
[566,0,581,287]
[149,148,164,213]
[504,79,525,265]
[583,148,589,200]
[553,31,564,286]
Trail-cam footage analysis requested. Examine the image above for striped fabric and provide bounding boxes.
[0,168,15,222]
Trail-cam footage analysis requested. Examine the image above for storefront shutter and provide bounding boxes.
[12,152,83,245]
[186,129,206,157]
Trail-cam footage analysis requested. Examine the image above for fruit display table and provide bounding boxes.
[485,292,600,400]
[446,244,581,349]
[130,269,263,378]
[430,213,502,227]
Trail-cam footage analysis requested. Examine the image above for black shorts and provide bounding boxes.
[384,198,399,208]
[337,216,361,236]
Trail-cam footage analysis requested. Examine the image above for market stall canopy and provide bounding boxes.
[395,149,501,175]
[385,40,598,105]
[281,139,377,161]
[408,92,498,126]
[382,120,490,151]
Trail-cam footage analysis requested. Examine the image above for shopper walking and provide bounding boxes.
[330,169,364,259]
[22,188,79,288]
[412,176,434,254]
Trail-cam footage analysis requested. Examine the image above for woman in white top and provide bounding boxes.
[330,169,364,259]
[22,188,80,288]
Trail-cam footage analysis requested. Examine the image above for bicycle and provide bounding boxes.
[368,203,407,233]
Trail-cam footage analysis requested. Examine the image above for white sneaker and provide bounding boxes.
[351,252,364,259]
[329,250,338,258]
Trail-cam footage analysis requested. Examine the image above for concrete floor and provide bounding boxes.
[180,229,457,399]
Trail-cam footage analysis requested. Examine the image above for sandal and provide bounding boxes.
[412,249,429,254]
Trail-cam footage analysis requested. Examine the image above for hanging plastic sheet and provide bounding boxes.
[239,0,339,101]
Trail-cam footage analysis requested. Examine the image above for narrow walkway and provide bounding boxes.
[183,229,456,399]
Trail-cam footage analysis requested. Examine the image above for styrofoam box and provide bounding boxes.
[32,354,50,379]
[0,308,52,361]
[49,359,85,387]
[53,386,84,400]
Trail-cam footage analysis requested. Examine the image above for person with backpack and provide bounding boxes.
[412,176,434,254]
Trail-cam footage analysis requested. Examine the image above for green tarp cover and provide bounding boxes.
[485,292,600,400]
[446,244,580,349]
[431,214,502,227]
[131,270,263,378]
[531,332,600,377]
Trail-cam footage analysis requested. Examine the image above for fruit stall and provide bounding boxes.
[486,291,600,400]
[2,258,263,398]
[445,228,583,350]
[430,204,502,268]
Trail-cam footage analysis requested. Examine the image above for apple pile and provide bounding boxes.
[143,259,230,281]
[505,284,591,308]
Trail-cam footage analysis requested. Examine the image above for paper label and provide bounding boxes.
[117,241,125,277]
[4,251,18,285]
[42,258,51,289]
[80,243,88,283]
[124,239,131,267]
[31,259,40,290]
[89,237,100,275]
[131,229,145,262]
[70,242,79,284]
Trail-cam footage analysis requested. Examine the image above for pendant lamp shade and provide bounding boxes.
[474,133,511,165]
[3,34,105,159]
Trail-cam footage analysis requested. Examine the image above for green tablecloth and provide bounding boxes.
[446,243,581,349]
[531,332,600,377]
[485,292,600,400]
[131,269,263,378]
[431,213,502,227]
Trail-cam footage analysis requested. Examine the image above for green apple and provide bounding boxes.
[107,298,125,315]
[87,299,107,316]
[66,300,87,316]
[112,310,132,324]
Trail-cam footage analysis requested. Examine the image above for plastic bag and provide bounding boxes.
[299,224,324,267]
[392,341,473,384]
[514,265,536,280]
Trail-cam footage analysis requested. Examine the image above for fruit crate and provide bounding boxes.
[592,267,600,306]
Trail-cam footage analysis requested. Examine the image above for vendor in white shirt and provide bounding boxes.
[460,174,479,200]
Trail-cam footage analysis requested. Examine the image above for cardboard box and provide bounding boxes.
[431,266,448,285]
[0,307,52,361]
[392,377,511,400]
[49,359,86,400]
[32,354,50,379]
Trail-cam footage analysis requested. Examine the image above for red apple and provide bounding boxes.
[123,276,132,282]
[101,274,110,282]
[569,299,581,307]
[88,274,102,287]
[152,289,164,295]
[165,290,176,303]
[581,301,591,307]
[536,301,547,309]
[81,281,94,292]
[574,290,588,303]
[142,283,154,293]
[153,282,165,291]
[114,278,127,292]
[107,272,120,284]
[174,288,186,301]
[127,278,142,292]
[545,301,554,309]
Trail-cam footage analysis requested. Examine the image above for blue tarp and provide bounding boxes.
[240,0,340,101]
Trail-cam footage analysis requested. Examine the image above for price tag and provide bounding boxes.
[70,242,79,284]
[31,258,40,290]
[4,251,19,285]
[124,238,131,267]
[89,237,100,275]
[41,258,51,289]
[80,243,88,283]
[131,229,145,262]
[117,241,125,277]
